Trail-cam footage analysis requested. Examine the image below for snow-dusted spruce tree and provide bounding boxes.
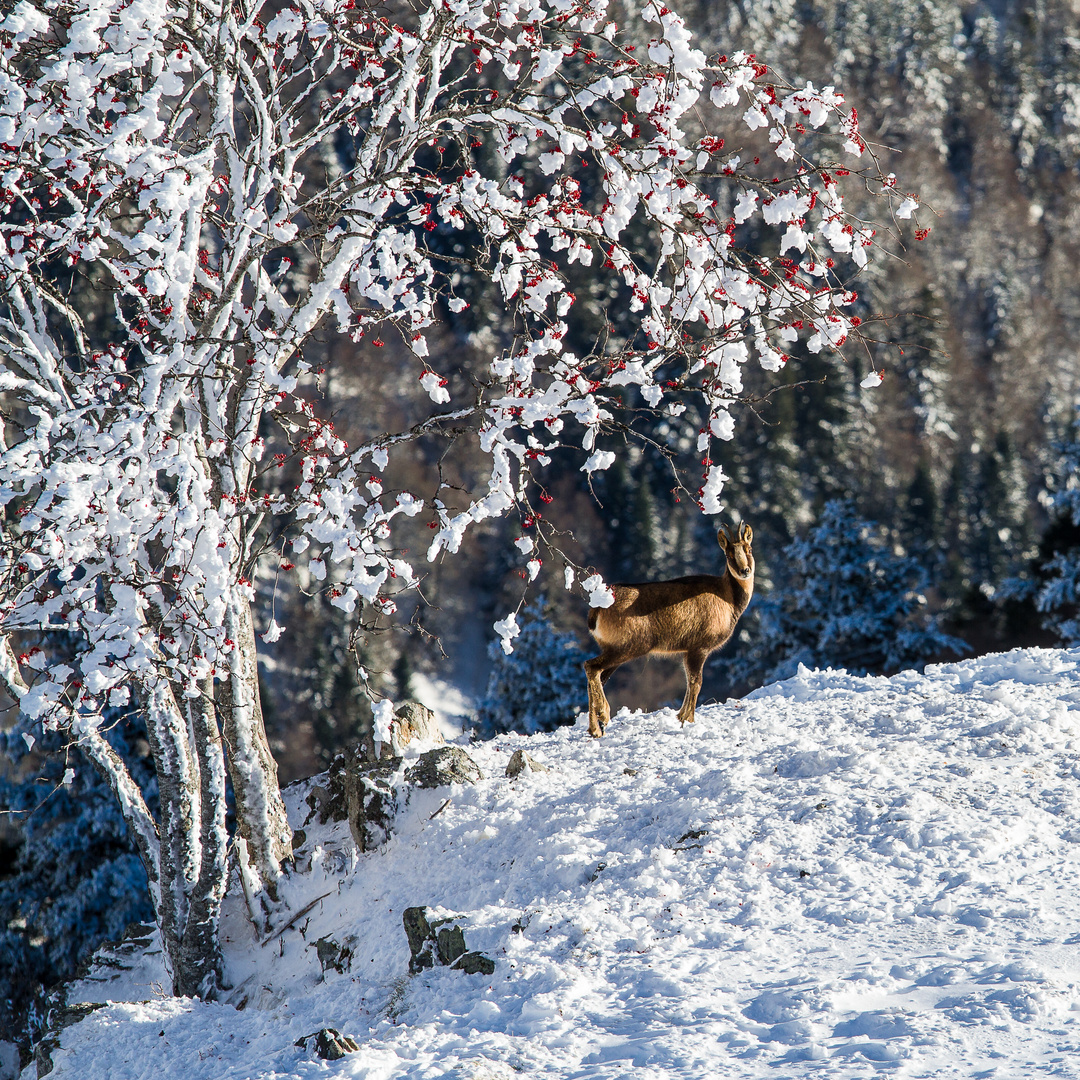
[0,0,920,997]
[475,601,585,737]
[0,715,154,1044]
[739,500,964,682]
[1029,410,1080,642]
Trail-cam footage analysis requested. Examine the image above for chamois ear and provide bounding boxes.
[739,522,753,544]
[717,525,733,551]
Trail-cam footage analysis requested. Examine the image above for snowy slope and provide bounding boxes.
[41,648,1080,1078]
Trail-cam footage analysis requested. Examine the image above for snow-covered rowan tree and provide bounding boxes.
[0,0,918,997]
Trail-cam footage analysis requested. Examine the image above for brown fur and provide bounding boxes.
[584,522,754,737]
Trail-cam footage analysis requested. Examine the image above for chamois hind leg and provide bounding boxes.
[676,649,707,726]
[584,649,631,737]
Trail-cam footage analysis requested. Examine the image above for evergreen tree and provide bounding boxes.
[306,597,372,771]
[967,430,1034,590]
[591,450,675,583]
[0,715,155,1045]
[1032,410,1080,642]
[474,602,587,738]
[393,648,416,702]
[735,500,965,683]
[726,370,811,552]
[896,285,955,454]
[903,457,941,549]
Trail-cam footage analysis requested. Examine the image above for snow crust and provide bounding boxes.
[52,647,1080,1078]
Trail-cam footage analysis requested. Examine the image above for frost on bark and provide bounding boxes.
[141,682,197,985]
[0,0,919,997]
[174,681,229,998]
[218,594,292,921]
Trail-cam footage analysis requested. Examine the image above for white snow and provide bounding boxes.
[46,647,1080,1079]
[582,574,615,609]
[493,612,521,654]
[372,699,396,756]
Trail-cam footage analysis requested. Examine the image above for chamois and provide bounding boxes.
[584,522,754,737]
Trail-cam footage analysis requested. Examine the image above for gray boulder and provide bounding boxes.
[314,936,354,975]
[505,749,549,778]
[31,1003,104,1077]
[405,747,483,789]
[298,730,481,854]
[363,701,444,762]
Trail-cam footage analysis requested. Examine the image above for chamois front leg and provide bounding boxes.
[583,654,610,737]
[585,649,633,737]
[676,649,707,726]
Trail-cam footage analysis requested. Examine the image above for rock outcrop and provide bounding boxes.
[402,907,495,977]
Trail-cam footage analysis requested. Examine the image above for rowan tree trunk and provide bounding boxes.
[142,680,202,990]
[219,592,293,931]
[173,681,229,998]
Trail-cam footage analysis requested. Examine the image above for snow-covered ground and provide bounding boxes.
[40,648,1080,1078]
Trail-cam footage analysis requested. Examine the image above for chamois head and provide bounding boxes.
[718,522,754,581]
